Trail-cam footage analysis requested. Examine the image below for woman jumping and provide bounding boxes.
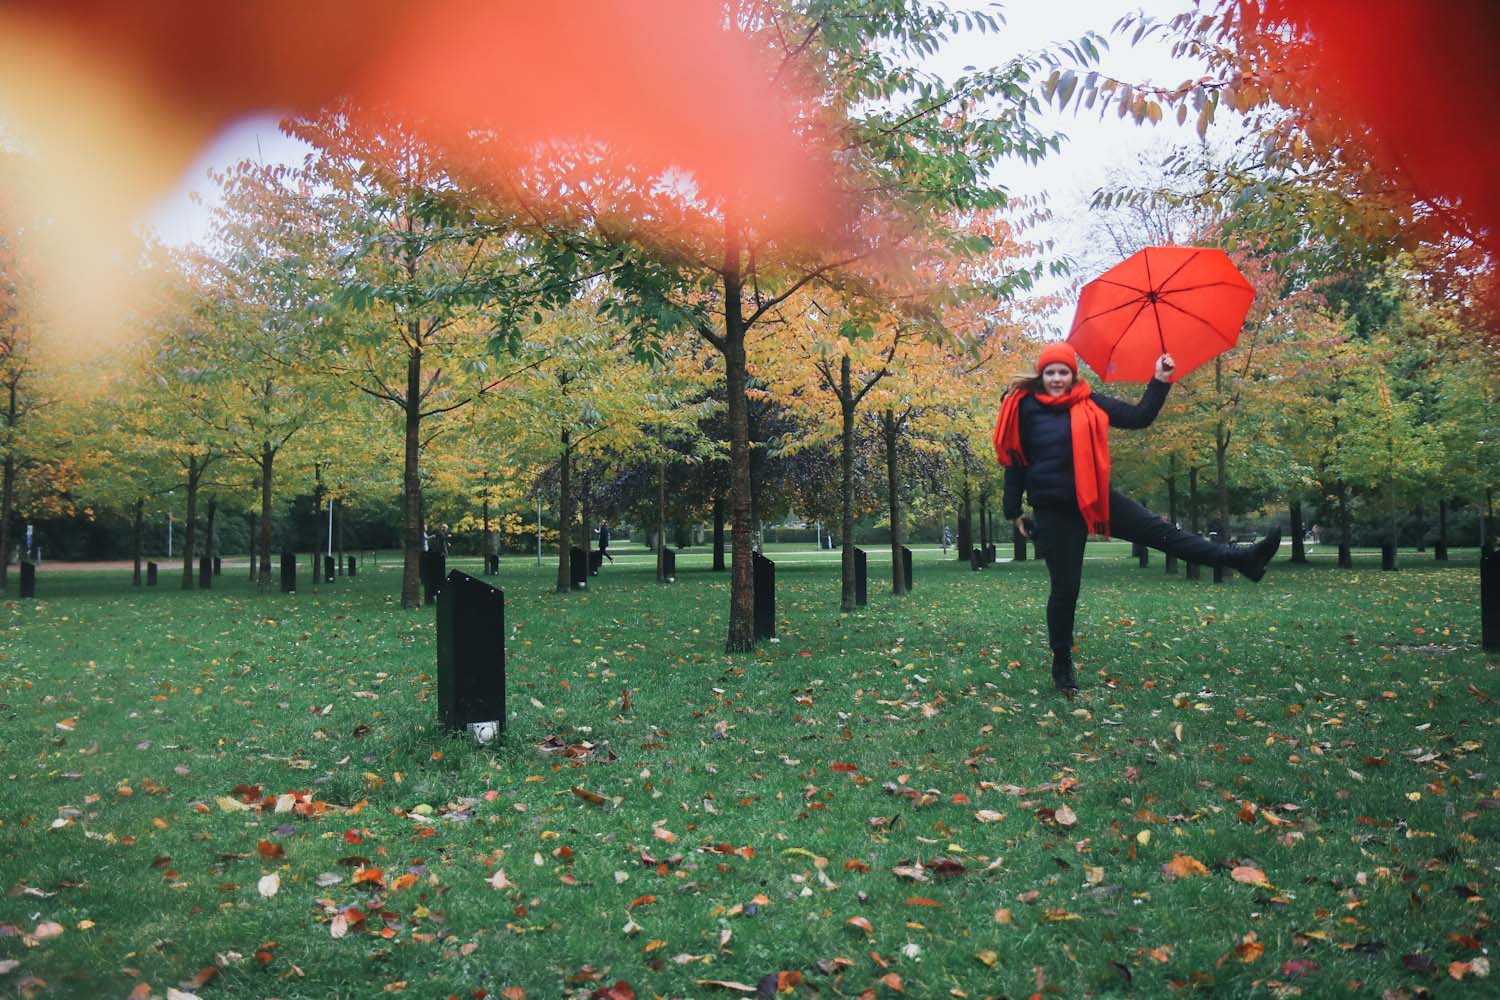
[994,343,1281,695]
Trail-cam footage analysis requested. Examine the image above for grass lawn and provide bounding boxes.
[2,544,1496,999]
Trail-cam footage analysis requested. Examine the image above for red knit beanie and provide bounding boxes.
[1037,342,1078,374]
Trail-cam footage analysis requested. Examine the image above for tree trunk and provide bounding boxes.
[1186,466,1201,581]
[839,355,857,612]
[1163,461,1179,573]
[1385,480,1399,571]
[656,454,668,583]
[401,339,424,609]
[181,454,199,589]
[978,490,990,553]
[557,429,572,593]
[312,462,324,590]
[1289,500,1306,563]
[957,477,972,561]
[0,381,15,591]
[483,497,492,560]
[1337,482,1353,568]
[1436,497,1449,560]
[258,443,275,592]
[723,221,755,651]
[132,497,144,586]
[580,464,593,569]
[712,492,726,571]
[884,408,906,596]
[205,497,217,566]
[1214,406,1229,584]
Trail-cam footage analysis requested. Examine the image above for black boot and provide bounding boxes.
[1235,525,1282,582]
[1052,653,1079,695]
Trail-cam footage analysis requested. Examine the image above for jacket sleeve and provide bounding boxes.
[1096,378,1170,429]
[1002,465,1026,521]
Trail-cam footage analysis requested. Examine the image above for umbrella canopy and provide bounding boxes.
[1067,246,1255,382]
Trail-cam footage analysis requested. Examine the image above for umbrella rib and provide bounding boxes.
[1160,280,1252,295]
[1071,295,1150,329]
[1151,248,1202,292]
[1156,298,1243,345]
[1099,300,1154,377]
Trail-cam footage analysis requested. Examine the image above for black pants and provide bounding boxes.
[1033,490,1237,659]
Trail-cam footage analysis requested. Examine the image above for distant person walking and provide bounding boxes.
[596,521,614,563]
[994,343,1281,695]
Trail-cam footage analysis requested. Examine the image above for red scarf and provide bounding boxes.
[992,381,1112,536]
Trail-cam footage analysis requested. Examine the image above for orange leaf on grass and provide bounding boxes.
[847,916,874,936]
[1231,866,1271,888]
[256,839,285,860]
[353,867,385,886]
[1160,854,1209,879]
[389,873,419,892]
[878,972,905,992]
[904,897,942,908]
[627,895,657,911]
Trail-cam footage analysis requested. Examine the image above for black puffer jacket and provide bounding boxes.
[1002,379,1170,520]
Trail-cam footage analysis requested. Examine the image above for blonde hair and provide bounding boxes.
[1004,372,1043,398]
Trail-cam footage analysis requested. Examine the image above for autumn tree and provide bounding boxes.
[600,1,1061,649]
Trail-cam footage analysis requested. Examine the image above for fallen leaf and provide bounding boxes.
[692,981,756,993]
[488,869,515,890]
[1053,805,1077,826]
[974,810,1005,823]
[976,949,998,967]
[257,874,280,897]
[1231,865,1271,888]
[847,916,874,936]
[31,921,64,941]
[878,972,905,992]
[1160,854,1209,880]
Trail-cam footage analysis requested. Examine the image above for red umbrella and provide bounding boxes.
[1066,246,1255,383]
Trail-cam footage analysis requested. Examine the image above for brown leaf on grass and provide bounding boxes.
[1233,933,1264,963]
[127,983,151,1000]
[878,972,904,992]
[1398,953,1434,977]
[352,868,384,887]
[626,895,657,912]
[904,897,942,908]
[1231,865,1271,888]
[1281,958,1319,979]
[692,980,756,993]
[572,786,621,809]
[389,873,419,892]
[653,826,678,843]
[974,810,1005,823]
[847,916,874,936]
[500,988,526,1000]
[1053,805,1077,826]
[256,840,285,860]
[1160,854,1209,880]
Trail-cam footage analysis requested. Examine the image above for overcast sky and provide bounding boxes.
[142,0,1219,318]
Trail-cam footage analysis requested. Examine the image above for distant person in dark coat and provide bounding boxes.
[596,521,614,562]
[994,343,1281,695]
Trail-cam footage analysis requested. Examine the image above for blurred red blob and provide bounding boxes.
[1265,0,1500,252]
[4,0,836,237]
